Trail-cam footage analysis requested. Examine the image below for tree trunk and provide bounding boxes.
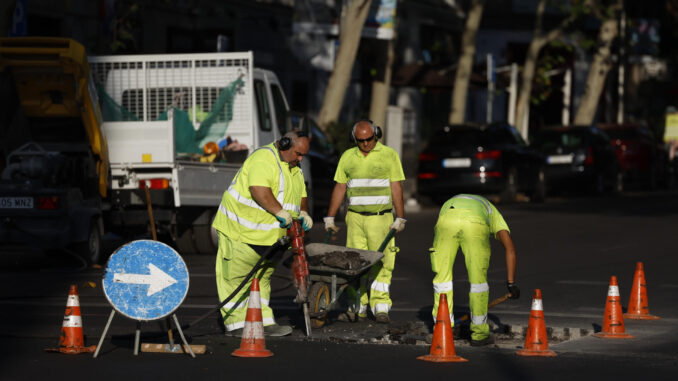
[515,39,544,136]
[448,0,485,125]
[573,17,619,125]
[317,0,372,131]
[369,37,395,128]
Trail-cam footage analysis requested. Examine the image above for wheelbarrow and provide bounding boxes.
[304,242,384,328]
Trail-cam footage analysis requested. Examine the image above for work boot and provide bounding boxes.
[263,324,293,337]
[337,311,357,322]
[375,313,390,324]
[470,335,495,347]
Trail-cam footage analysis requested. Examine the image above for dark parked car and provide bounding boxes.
[417,123,546,203]
[598,123,667,189]
[531,126,623,195]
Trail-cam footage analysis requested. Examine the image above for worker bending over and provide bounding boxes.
[324,120,406,323]
[429,194,519,346]
[212,131,313,336]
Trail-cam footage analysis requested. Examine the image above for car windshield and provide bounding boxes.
[533,130,588,149]
[603,129,642,140]
[427,125,523,150]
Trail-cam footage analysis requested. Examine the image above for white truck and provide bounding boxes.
[89,52,309,255]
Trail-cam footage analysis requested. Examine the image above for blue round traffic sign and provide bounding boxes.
[102,240,189,321]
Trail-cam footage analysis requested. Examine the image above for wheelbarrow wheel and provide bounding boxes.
[309,282,330,328]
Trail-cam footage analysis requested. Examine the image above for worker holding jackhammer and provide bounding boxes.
[324,120,406,324]
[429,194,519,346]
[212,131,313,337]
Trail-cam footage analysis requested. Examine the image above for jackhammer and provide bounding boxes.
[287,219,312,336]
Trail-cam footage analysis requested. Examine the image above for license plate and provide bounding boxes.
[442,158,471,168]
[0,197,34,209]
[547,154,573,164]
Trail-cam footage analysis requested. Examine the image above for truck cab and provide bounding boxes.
[0,37,109,264]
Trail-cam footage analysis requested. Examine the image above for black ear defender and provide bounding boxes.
[350,119,382,143]
[279,136,292,151]
[278,130,308,151]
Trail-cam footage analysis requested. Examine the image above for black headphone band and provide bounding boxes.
[279,130,307,151]
[351,119,382,142]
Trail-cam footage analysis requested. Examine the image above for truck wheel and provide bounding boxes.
[308,282,330,328]
[193,224,218,255]
[176,226,198,256]
[193,210,218,255]
[74,219,102,265]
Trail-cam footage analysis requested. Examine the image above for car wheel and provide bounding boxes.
[647,166,658,190]
[592,173,605,195]
[530,167,546,203]
[74,219,102,265]
[611,170,624,195]
[500,167,518,203]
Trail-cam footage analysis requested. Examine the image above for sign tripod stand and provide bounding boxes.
[93,239,201,358]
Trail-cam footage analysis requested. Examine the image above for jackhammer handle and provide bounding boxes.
[454,292,512,324]
[182,235,291,331]
[377,228,397,253]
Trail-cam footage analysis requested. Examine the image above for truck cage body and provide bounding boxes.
[89,52,255,208]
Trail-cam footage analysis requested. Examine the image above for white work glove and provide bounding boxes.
[299,210,313,232]
[390,217,407,233]
[275,209,293,228]
[323,216,340,233]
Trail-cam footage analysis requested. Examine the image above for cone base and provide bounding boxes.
[624,313,660,320]
[231,348,274,358]
[45,345,96,354]
[517,349,557,357]
[593,332,634,339]
[417,354,468,363]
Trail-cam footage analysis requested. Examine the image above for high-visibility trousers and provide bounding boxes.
[430,208,491,341]
[345,211,397,316]
[215,232,277,331]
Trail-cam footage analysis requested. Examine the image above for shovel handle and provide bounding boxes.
[324,230,333,244]
[377,228,397,253]
[454,292,512,324]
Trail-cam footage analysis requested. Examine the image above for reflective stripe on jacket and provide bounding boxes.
[213,143,306,246]
[334,142,405,213]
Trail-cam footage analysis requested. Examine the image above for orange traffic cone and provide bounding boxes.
[231,278,274,358]
[46,285,96,354]
[417,294,467,363]
[594,276,634,339]
[517,289,556,357]
[624,262,660,320]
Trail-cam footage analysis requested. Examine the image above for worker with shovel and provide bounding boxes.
[429,194,520,346]
[212,131,313,336]
[324,120,406,324]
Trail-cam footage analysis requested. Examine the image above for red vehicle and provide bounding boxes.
[597,123,666,189]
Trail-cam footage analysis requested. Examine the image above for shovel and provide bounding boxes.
[454,292,512,325]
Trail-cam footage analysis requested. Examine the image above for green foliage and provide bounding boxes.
[324,120,355,154]
[531,40,573,106]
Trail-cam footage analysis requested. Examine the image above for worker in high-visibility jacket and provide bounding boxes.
[429,194,520,346]
[212,131,312,337]
[324,120,406,324]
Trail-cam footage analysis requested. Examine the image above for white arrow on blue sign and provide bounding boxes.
[103,240,189,321]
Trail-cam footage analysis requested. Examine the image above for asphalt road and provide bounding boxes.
[1,191,677,380]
